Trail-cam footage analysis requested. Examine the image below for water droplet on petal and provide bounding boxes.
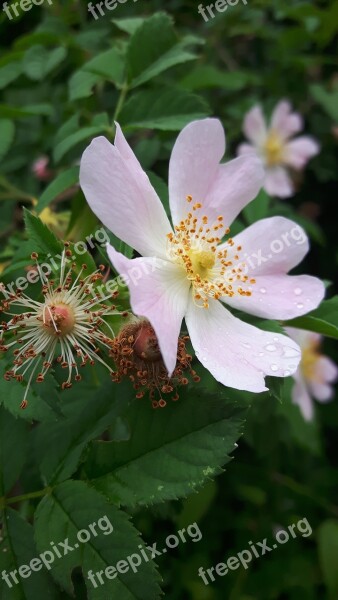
[297,302,304,309]
[265,344,277,352]
[270,364,279,372]
[294,287,302,296]
[283,369,291,376]
[241,342,251,348]
[258,352,264,357]
[260,287,266,294]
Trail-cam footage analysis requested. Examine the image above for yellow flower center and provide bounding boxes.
[167,196,256,308]
[264,130,285,166]
[301,341,320,382]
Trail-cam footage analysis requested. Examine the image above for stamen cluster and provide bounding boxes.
[110,319,200,408]
[166,196,256,308]
[0,246,121,408]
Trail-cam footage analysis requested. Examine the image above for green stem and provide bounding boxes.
[3,487,52,507]
[113,82,129,121]
[0,177,35,203]
[273,472,338,517]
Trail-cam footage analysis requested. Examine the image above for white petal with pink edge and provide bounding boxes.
[283,136,320,169]
[169,118,226,225]
[291,376,314,420]
[202,155,264,226]
[270,100,303,139]
[185,298,301,393]
[237,143,257,156]
[243,106,267,145]
[80,133,172,259]
[222,274,325,320]
[264,166,294,198]
[106,244,190,376]
[219,216,310,276]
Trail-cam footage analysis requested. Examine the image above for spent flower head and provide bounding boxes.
[0,246,121,408]
[111,318,200,408]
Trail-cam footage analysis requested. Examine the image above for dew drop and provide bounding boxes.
[283,369,291,376]
[270,364,279,372]
[260,287,266,294]
[265,344,277,352]
[294,287,302,296]
[296,302,304,309]
[258,352,264,357]
[241,342,251,348]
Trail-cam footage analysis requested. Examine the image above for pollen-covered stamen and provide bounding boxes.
[167,196,256,308]
[111,320,200,407]
[0,247,122,408]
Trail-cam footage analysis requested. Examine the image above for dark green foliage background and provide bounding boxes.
[0,1,338,599]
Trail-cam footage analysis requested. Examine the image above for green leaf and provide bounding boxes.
[0,104,53,119]
[0,407,29,494]
[22,46,67,81]
[86,391,245,507]
[23,209,63,256]
[310,84,338,122]
[285,297,338,340]
[126,13,198,88]
[36,166,79,213]
[112,17,145,35]
[34,480,161,599]
[0,508,59,600]
[53,125,109,163]
[34,381,134,484]
[83,47,124,84]
[0,59,22,90]
[0,119,15,161]
[0,376,61,423]
[68,70,102,101]
[318,520,338,599]
[243,189,270,224]
[181,66,259,91]
[119,89,210,131]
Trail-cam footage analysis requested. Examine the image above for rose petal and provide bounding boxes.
[237,143,257,156]
[243,105,267,145]
[80,129,172,259]
[219,216,310,276]
[223,274,325,320]
[284,136,320,169]
[106,244,190,375]
[204,155,264,226]
[271,100,303,139]
[185,298,300,393]
[264,166,294,198]
[313,356,338,385]
[291,375,314,421]
[169,118,226,225]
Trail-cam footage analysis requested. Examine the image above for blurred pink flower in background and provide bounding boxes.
[285,327,338,420]
[80,119,325,394]
[237,101,320,198]
[32,155,53,181]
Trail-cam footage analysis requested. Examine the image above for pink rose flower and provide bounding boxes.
[285,328,338,420]
[80,119,325,393]
[237,101,320,198]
